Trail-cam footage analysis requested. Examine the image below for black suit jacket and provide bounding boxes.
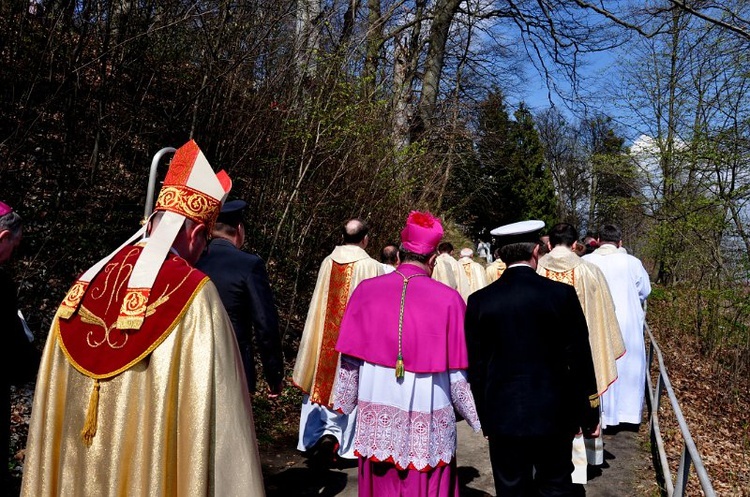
[1,268,40,479]
[465,265,599,438]
[197,239,283,392]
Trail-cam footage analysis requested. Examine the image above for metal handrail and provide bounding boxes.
[645,324,716,496]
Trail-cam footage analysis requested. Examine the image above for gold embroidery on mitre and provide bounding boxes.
[589,394,600,409]
[58,281,89,320]
[116,288,150,330]
[155,185,220,230]
[545,268,575,287]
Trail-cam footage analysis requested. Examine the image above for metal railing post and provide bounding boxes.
[644,325,716,497]
[674,443,692,496]
[143,147,176,222]
[655,372,664,412]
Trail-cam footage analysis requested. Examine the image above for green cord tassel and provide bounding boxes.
[393,270,426,382]
[395,354,405,380]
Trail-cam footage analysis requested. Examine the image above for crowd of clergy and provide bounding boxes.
[294,215,651,496]
[1,139,652,497]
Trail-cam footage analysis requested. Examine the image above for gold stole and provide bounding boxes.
[310,261,353,406]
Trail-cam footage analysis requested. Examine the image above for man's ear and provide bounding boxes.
[235,222,246,249]
[532,244,540,259]
[0,229,10,242]
[428,253,437,267]
[190,222,207,243]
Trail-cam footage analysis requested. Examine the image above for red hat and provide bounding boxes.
[400,211,443,255]
[0,201,12,216]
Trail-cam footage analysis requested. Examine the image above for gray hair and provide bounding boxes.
[147,210,195,236]
[0,211,22,238]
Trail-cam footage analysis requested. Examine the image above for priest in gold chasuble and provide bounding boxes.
[431,242,471,301]
[22,140,265,497]
[293,219,383,462]
[485,250,507,283]
[457,247,488,295]
[536,223,625,485]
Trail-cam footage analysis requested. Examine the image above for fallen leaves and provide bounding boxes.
[649,300,750,497]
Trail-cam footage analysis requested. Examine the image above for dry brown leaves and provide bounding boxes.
[649,315,750,496]
[8,385,34,491]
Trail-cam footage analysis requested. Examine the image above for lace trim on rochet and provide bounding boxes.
[451,378,481,431]
[333,359,481,471]
[354,400,457,472]
[332,357,359,414]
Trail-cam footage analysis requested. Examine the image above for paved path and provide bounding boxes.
[264,422,656,496]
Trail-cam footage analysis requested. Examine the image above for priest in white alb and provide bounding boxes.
[584,224,651,428]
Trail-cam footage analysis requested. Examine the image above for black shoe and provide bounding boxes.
[310,435,339,468]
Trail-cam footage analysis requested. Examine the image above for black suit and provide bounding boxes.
[1,269,39,490]
[466,265,599,497]
[197,239,283,393]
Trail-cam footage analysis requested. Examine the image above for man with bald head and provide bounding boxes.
[380,243,400,273]
[293,218,383,465]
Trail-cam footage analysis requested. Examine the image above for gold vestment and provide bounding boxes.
[431,253,470,301]
[22,282,265,496]
[458,257,488,295]
[537,245,625,395]
[292,245,382,403]
[485,260,507,283]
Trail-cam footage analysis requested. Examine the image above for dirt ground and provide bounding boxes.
[6,387,658,497]
[259,419,658,497]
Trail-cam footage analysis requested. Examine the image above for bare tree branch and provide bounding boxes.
[669,0,750,41]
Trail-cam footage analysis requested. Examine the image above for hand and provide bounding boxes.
[583,423,601,438]
[268,381,283,399]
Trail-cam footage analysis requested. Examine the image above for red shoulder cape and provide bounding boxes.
[57,245,208,379]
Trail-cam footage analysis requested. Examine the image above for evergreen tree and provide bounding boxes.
[510,104,557,228]
[469,91,557,237]
[585,116,641,231]
[467,89,515,237]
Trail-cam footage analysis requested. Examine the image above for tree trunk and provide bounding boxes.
[363,0,382,97]
[415,0,461,137]
[295,0,321,79]
[391,38,411,155]
[339,0,360,46]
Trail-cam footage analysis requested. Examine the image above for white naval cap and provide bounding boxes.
[490,220,545,245]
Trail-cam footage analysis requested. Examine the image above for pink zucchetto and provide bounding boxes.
[400,211,443,255]
[0,201,13,217]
